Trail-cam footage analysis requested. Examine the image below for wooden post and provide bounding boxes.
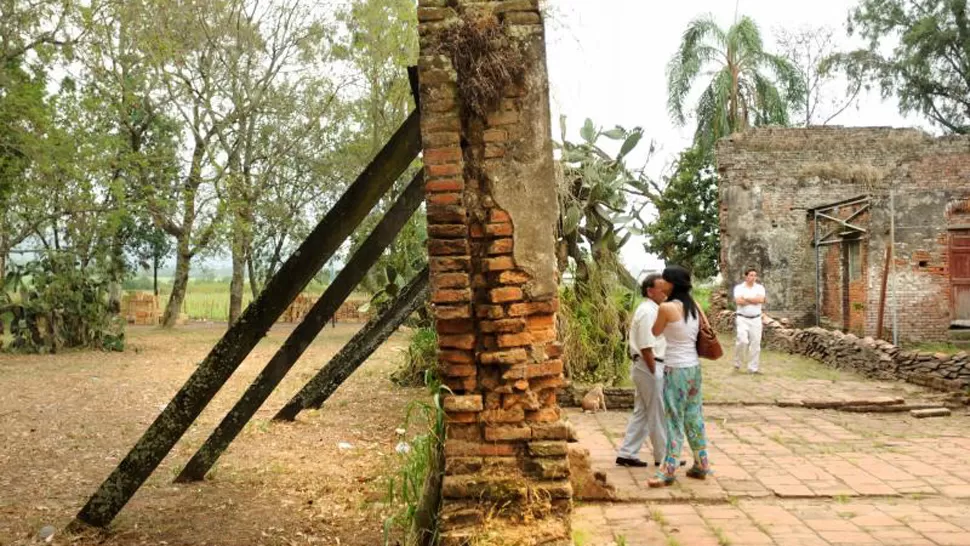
[877,243,891,340]
[70,111,421,530]
[274,266,430,421]
[174,173,425,483]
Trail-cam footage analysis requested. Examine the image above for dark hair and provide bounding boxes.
[662,265,697,320]
[641,273,662,297]
[744,268,758,276]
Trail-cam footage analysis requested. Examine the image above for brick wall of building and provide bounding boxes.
[417,2,570,544]
[718,127,970,342]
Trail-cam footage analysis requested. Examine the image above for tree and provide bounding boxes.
[667,14,804,153]
[642,146,720,280]
[828,0,970,134]
[775,25,861,126]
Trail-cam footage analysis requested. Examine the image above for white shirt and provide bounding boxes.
[628,300,666,371]
[663,306,699,368]
[734,282,766,317]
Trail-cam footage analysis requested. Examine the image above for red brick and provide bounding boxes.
[484,392,502,410]
[439,350,474,367]
[444,440,517,457]
[476,305,505,319]
[490,287,523,303]
[430,256,471,273]
[422,131,459,149]
[503,391,540,410]
[527,360,563,378]
[469,223,485,238]
[530,421,571,440]
[421,113,460,132]
[508,300,559,316]
[529,376,565,391]
[427,192,461,206]
[487,111,519,126]
[480,318,526,333]
[428,239,469,256]
[434,304,471,320]
[433,272,470,289]
[425,178,464,193]
[426,163,461,178]
[480,408,525,424]
[483,256,515,272]
[514,379,529,390]
[424,147,462,163]
[479,348,528,365]
[443,376,476,392]
[530,329,557,343]
[440,334,475,350]
[484,424,531,441]
[446,412,479,424]
[527,314,555,330]
[526,408,561,423]
[485,143,505,159]
[488,238,514,255]
[428,224,467,238]
[444,363,476,377]
[490,209,511,223]
[427,204,466,224]
[501,365,526,380]
[443,394,483,412]
[498,331,533,347]
[484,129,507,143]
[486,222,513,237]
[436,318,473,334]
[498,270,531,284]
[545,342,563,358]
[432,288,471,304]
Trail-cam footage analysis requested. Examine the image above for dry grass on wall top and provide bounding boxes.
[435,10,527,119]
[796,162,889,186]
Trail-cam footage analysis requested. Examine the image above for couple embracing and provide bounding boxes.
[615,265,714,487]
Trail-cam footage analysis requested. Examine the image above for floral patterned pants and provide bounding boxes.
[660,365,710,477]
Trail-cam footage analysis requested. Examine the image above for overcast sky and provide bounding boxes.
[543,0,927,275]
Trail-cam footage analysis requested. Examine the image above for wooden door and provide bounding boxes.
[952,230,970,324]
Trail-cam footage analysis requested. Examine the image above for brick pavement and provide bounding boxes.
[570,346,970,545]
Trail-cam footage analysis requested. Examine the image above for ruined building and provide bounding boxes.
[718,127,970,343]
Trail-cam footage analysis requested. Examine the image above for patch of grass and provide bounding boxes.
[391,327,438,387]
[572,528,591,546]
[775,354,844,381]
[838,511,856,519]
[906,342,964,355]
[727,496,740,507]
[752,521,770,535]
[665,537,683,546]
[833,494,851,504]
[712,526,731,546]
[650,508,668,526]
[614,535,628,546]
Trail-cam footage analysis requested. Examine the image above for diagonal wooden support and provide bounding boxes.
[174,172,426,482]
[70,110,421,530]
[272,266,430,422]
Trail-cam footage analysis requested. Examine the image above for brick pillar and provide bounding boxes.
[417,1,571,544]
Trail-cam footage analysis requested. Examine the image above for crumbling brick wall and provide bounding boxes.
[718,127,970,342]
[417,1,571,544]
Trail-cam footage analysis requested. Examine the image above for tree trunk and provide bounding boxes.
[247,255,259,298]
[153,255,159,297]
[228,223,247,326]
[162,243,191,328]
[0,252,6,289]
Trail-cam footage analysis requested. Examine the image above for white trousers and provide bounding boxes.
[735,315,763,371]
[617,362,667,463]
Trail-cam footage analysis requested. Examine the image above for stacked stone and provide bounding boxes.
[417,1,571,544]
[714,311,970,392]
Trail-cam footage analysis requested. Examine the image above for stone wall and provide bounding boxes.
[717,126,970,341]
[417,2,571,544]
[712,312,970,392]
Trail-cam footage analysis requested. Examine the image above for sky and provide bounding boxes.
[542,0,928,275]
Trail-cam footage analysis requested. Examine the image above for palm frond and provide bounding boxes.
[666,13,726,126]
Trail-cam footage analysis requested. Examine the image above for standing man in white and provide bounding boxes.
[616,274,668,467]
[734,268,766,373]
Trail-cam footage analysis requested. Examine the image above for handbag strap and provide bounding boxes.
[697,305,712,331]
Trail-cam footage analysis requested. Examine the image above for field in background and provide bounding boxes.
[123,276,367,322]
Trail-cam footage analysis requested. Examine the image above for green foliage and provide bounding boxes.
[391,327,439,387]
[667,14,804,154]
[382,383,446,546]
[642,145,720,280]
[1,255,123,353]
[560,263,636,386]
[827,0,970,134]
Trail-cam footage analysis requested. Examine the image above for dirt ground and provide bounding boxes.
[0,322,425,546]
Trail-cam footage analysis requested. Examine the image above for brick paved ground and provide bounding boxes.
[570,344,970,545]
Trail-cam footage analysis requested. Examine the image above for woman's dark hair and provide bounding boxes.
[662,265,697,321]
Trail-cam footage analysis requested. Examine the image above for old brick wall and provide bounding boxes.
[417,2,571,544]
[718,127,970,342]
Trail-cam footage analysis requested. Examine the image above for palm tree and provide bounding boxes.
[667,15,804,153]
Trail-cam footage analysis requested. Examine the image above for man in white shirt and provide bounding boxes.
[734,268,766,373]
[616,274,668,467]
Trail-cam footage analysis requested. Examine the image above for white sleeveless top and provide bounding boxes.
[663,302,700,368]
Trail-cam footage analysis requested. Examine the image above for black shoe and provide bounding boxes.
[654,461,689,467]
[616,457,649,467]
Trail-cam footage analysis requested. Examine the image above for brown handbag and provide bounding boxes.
[696,307,724,360]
